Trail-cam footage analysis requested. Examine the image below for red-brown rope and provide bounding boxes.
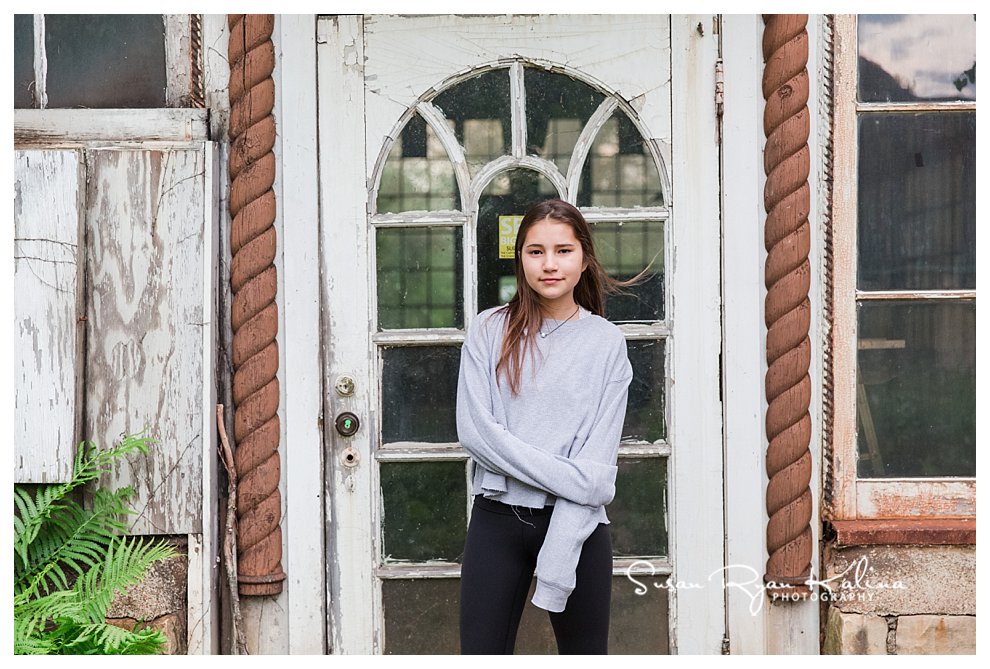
[762,14,813,597]
[227,13,285,597]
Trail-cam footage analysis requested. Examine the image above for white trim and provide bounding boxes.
[33,14,47,108]
[720,13,770,655]
[317,14,377,655]
[187,140,220,655]
[831,14,859,519]
[164,14,193,107]
[669,13,725,654]
[371,212,470,227]
[418,101,473,207]
[275,14,327,655]
[509,61,526,158]
[14,109,210,146]
[202,14,230,141]
[856,290,976,300]
[468,154,568,205]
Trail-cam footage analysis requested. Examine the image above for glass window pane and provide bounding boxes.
[856,300,975,478]
[577,110,664,208]
[610,457,668,557]
[376,226,463,329]
[609,574,671,654]
[432,69,511,176]
[381,345,460,444]
[384,573,671,654]
[515,575,671,654]
[381,461,467,563]
[858,112,975,290]
[14,14,34,108]
[625,339,666,443]
[858,15,976,102]
[592,220,664,322]
[476,170,561,311]
[383,578,460,654]
[45,15,167,108]
[524,66,605,179]
[377,113,460,213]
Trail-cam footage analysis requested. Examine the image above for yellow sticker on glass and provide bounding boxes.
[498,215,523,259]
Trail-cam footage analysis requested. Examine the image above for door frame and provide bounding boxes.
[312,13,726,654]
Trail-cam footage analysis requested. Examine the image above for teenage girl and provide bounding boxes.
[457,198,650,654]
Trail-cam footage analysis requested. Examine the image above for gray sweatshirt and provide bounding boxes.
[456,304,632,612]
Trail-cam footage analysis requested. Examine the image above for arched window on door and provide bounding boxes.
[372,61,669,330]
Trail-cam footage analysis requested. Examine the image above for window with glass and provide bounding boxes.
[13,14,200,109]
[832,14,975,519]
[370,61,671,653]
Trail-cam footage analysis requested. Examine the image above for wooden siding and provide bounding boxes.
[14,150,84,483]
[14,146,209,536]
[84,148,206,535]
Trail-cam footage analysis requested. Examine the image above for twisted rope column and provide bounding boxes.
[227,13,285,596]
[762,14,813,596]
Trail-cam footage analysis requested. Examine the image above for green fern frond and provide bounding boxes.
[13,432,175,655]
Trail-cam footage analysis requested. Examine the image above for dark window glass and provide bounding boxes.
[376,226,463,330]
[856,300,975,478]
[476,169,561,311]
[377,113,460,213]
[382,579,460,654]
[524,66,606,177]
[592,220,664,322]
[14,15,35,108]
[858,15,976,102]
[625,339,667,443]
[432,69,511,176]
[858,112,975,291]
[45,14,167,108]
[577,109,664,207]
[516,576,671,654]
[381,345,460,444]
[610,457,668,557]
[382,575,671,654]
[380,461,467,563]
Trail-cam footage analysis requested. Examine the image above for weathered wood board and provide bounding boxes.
[14,150,83,483]
[84,148,206,535]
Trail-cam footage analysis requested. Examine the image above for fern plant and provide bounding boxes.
[14,433,178,654]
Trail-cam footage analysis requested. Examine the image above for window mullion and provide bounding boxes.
[856,290,976,301]
[509,61,525,159]
[33,14,47,109]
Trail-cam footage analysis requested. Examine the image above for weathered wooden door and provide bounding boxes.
[317,14,724,654]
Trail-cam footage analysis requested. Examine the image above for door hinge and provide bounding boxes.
[721,635,730,654]
[715,58,724,118]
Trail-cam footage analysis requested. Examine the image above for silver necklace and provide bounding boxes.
[539,305,581,338]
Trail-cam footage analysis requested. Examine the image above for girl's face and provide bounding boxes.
[520,217,588,311]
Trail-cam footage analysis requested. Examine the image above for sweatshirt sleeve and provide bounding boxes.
[531,346,632,613]
[455,312,618,508]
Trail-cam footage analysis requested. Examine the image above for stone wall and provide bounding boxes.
[106,537,188,654]
[821,544,975,654]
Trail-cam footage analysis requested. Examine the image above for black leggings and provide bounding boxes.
[460,494,612,654]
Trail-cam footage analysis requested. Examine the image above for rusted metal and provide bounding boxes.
[190,15,205,108]
[226,13,285,597]
[828,519,976,546]
[761,14,814,597]
[820,13,836,519]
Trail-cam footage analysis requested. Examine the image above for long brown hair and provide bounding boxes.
[494,199,654,396]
